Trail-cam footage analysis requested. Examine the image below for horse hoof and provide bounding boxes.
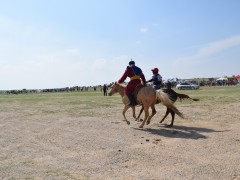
[127,121,130,125]
[146,121,150,125]
[139,125,143,128]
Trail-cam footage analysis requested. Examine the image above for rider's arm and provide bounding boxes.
[118,66,129,83]
[140,73,147,84]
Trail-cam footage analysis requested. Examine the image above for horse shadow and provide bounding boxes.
[132,124,227,140]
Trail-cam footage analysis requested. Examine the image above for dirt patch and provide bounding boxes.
[0,97,239,179]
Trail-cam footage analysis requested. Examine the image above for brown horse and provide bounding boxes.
[108,83,184,128]
[137,88,199,127]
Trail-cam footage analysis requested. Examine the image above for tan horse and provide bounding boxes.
[137,88,198,127]
[108,83,184,128]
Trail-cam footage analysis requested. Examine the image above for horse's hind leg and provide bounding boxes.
[139,105,149,128]
[122,105,131,125]
[168,110,175,127]
[146,105,156,125]
[160,108,171,124]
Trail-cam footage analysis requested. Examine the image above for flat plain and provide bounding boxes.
[0,86,240,179]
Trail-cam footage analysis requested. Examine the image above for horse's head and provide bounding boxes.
[108,82,118,96]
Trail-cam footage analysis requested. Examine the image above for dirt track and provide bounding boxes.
[0,96,240,179]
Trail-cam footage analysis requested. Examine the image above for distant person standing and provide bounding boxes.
[103,84,108,96]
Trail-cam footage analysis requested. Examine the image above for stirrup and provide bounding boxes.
[128,102,137,106]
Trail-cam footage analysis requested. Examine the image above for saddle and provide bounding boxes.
[153,84,162,90]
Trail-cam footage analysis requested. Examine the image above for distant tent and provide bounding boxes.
[216,77,227,81]
[234,75,240,78]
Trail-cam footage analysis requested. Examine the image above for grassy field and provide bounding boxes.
[0,86,239,108]
[178,86,240,103]
[0,86,239,119]
[0,91,120,118]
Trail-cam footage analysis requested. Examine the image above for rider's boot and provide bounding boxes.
[127,94,137,106]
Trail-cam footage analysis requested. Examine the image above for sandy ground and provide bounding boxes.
[0,97,240,179]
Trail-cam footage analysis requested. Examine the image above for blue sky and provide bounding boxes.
[0,0,240,89]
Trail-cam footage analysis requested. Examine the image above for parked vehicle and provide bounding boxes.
[176,82,199,90]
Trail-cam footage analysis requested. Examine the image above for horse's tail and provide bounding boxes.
[177,93,199,102]
[156,90,184,119]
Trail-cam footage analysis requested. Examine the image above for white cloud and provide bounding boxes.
[163,35,240,79]
[198,35,240,57]
[0,16,142,89]
[140,27,149,33]
[173,35,240,66]
[91,58,107,70]
[0,47,129,89]
[64,49,79,55]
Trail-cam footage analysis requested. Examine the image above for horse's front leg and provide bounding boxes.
[146,105,156,125]
[139,105,149,128]
[131,106,140,121]
[136,105,144,121]
[122,105,130,125]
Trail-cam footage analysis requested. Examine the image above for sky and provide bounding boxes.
[0,0,240,90]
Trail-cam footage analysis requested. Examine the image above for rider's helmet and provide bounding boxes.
[129,60,135,65]
[151,67,159,74]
